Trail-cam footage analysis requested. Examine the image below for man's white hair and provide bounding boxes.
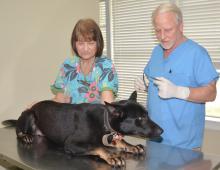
[152,3,183,26]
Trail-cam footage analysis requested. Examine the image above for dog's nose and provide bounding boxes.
[149,126,163,142]
[152,123,163,137]
[156,126,163,135]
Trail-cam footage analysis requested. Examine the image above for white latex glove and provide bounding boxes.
[134,75,149,92]
[153,77,190,100]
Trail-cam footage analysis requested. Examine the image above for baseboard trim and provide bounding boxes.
[205,117,220,131]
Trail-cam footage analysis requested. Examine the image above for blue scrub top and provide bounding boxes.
[144,39,219,149]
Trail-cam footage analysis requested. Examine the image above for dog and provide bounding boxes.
[2,91,163,167]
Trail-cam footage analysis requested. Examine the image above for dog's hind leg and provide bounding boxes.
[64,142,89,155]
[63,134,91,155]
[16,109,37,144]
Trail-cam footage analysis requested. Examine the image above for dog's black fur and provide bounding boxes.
[2,91,163,167]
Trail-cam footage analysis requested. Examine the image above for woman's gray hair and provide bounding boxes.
[152,3,183,26]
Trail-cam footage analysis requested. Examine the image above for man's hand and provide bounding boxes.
[153,77,190,100]
[134,75,149,92]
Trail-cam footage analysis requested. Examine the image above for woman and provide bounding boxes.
[51,18,118,104]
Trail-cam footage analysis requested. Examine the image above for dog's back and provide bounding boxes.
[18,101,107,145]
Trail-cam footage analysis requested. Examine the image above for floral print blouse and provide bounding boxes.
[50,55,118,104]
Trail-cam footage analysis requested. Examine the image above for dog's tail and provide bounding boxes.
[2,119,17,127]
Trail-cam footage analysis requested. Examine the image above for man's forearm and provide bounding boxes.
[187,81,217,103]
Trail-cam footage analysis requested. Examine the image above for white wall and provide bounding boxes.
[203,129,220,154]
[0,0,99,124]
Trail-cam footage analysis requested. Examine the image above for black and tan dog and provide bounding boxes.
[2,91,163,167]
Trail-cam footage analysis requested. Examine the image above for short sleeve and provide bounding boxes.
[50,59,69,95]
[97,58,118,97]
[193,46,219,85]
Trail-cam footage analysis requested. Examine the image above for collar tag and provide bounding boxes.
[102,132,123,147]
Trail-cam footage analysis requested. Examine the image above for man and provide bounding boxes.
[135,3,218,150]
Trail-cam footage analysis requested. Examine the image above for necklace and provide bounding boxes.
[79,58,95,75]
[79,58,96,86]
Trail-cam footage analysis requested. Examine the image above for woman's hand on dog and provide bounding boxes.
[53,92,71,103]
[26,93,70,110]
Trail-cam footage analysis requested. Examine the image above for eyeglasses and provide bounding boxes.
[76,41,97,49]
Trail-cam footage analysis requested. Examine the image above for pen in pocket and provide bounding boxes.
[148,76,161,81]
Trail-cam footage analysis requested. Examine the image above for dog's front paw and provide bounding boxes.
[106,156,126,168]
[89,147,126,168]
[120,151,145,161]
[134,144,145,154]
[124,144,145,155]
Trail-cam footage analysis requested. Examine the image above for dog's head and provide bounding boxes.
[105,91,163,139]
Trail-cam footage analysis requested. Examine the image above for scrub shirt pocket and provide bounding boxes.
[166,72,196,87]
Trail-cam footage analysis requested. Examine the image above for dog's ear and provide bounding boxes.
[104,102,123,118]
[128,91,137,102]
